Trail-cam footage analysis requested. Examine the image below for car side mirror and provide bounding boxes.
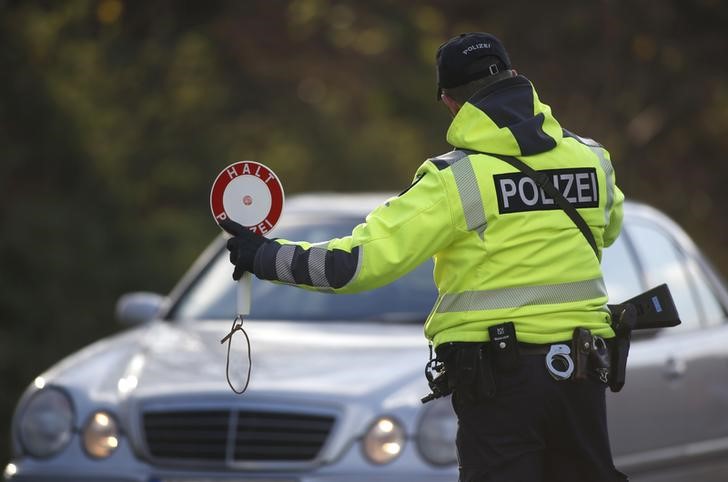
[115,292,166,326]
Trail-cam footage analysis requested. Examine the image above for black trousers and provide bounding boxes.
[451,353,628,482]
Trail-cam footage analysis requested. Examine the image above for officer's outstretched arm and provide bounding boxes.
[251,164,455,293]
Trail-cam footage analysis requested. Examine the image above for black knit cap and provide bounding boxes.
[436,32,512,100]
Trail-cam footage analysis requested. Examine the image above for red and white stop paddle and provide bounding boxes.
[210,161,285,315]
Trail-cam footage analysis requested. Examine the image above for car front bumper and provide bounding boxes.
[5,435,457,482]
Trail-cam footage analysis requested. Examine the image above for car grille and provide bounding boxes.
[142,408,336,465]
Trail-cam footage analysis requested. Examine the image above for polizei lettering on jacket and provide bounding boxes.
[494,167,599,214]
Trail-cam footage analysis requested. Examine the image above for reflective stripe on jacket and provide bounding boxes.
[252,74,624,346]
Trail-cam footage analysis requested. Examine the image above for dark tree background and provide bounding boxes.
[1,0,727,462]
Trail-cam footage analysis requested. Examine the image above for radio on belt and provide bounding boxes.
[210,160,285,394]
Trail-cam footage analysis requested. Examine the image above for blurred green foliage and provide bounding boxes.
[1,0,727,464]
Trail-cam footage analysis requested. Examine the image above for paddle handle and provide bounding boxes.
[237,272,252,316]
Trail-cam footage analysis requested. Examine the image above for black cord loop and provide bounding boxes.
[220,315,252,395]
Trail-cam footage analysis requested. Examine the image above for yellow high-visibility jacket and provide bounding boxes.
[253,75,624,346]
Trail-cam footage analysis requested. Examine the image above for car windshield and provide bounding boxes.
[169,216,438,323]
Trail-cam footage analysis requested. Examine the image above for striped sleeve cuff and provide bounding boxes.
[254,242,360,290]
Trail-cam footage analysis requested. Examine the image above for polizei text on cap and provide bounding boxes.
[462,42,492,55]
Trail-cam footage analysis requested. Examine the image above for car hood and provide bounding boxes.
[44,319,429,405]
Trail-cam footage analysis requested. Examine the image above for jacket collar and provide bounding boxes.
[446,75,563,157]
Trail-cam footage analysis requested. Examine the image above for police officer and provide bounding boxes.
[221,32,627,482]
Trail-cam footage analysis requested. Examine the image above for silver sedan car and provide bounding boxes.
[5,194,728,482]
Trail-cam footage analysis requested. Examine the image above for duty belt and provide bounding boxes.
[423,324,613,404]
[422,283,683,404]
[517,342,576,380]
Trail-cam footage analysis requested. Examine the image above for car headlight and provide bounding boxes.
[416,397,458,466]
[82,411,119,458]
[362,416,405,464]
[18,387,74,458]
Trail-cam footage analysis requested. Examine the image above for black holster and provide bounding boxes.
[608,303,637,392]
[571,327,611,383]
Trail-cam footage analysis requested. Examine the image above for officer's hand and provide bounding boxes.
[219,219,268,281]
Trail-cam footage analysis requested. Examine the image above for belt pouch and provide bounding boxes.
[476,346,496,400]
[589,336,611,384]
[571,328,593,381]
[452,345,495,402]
[488,322,520,372]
